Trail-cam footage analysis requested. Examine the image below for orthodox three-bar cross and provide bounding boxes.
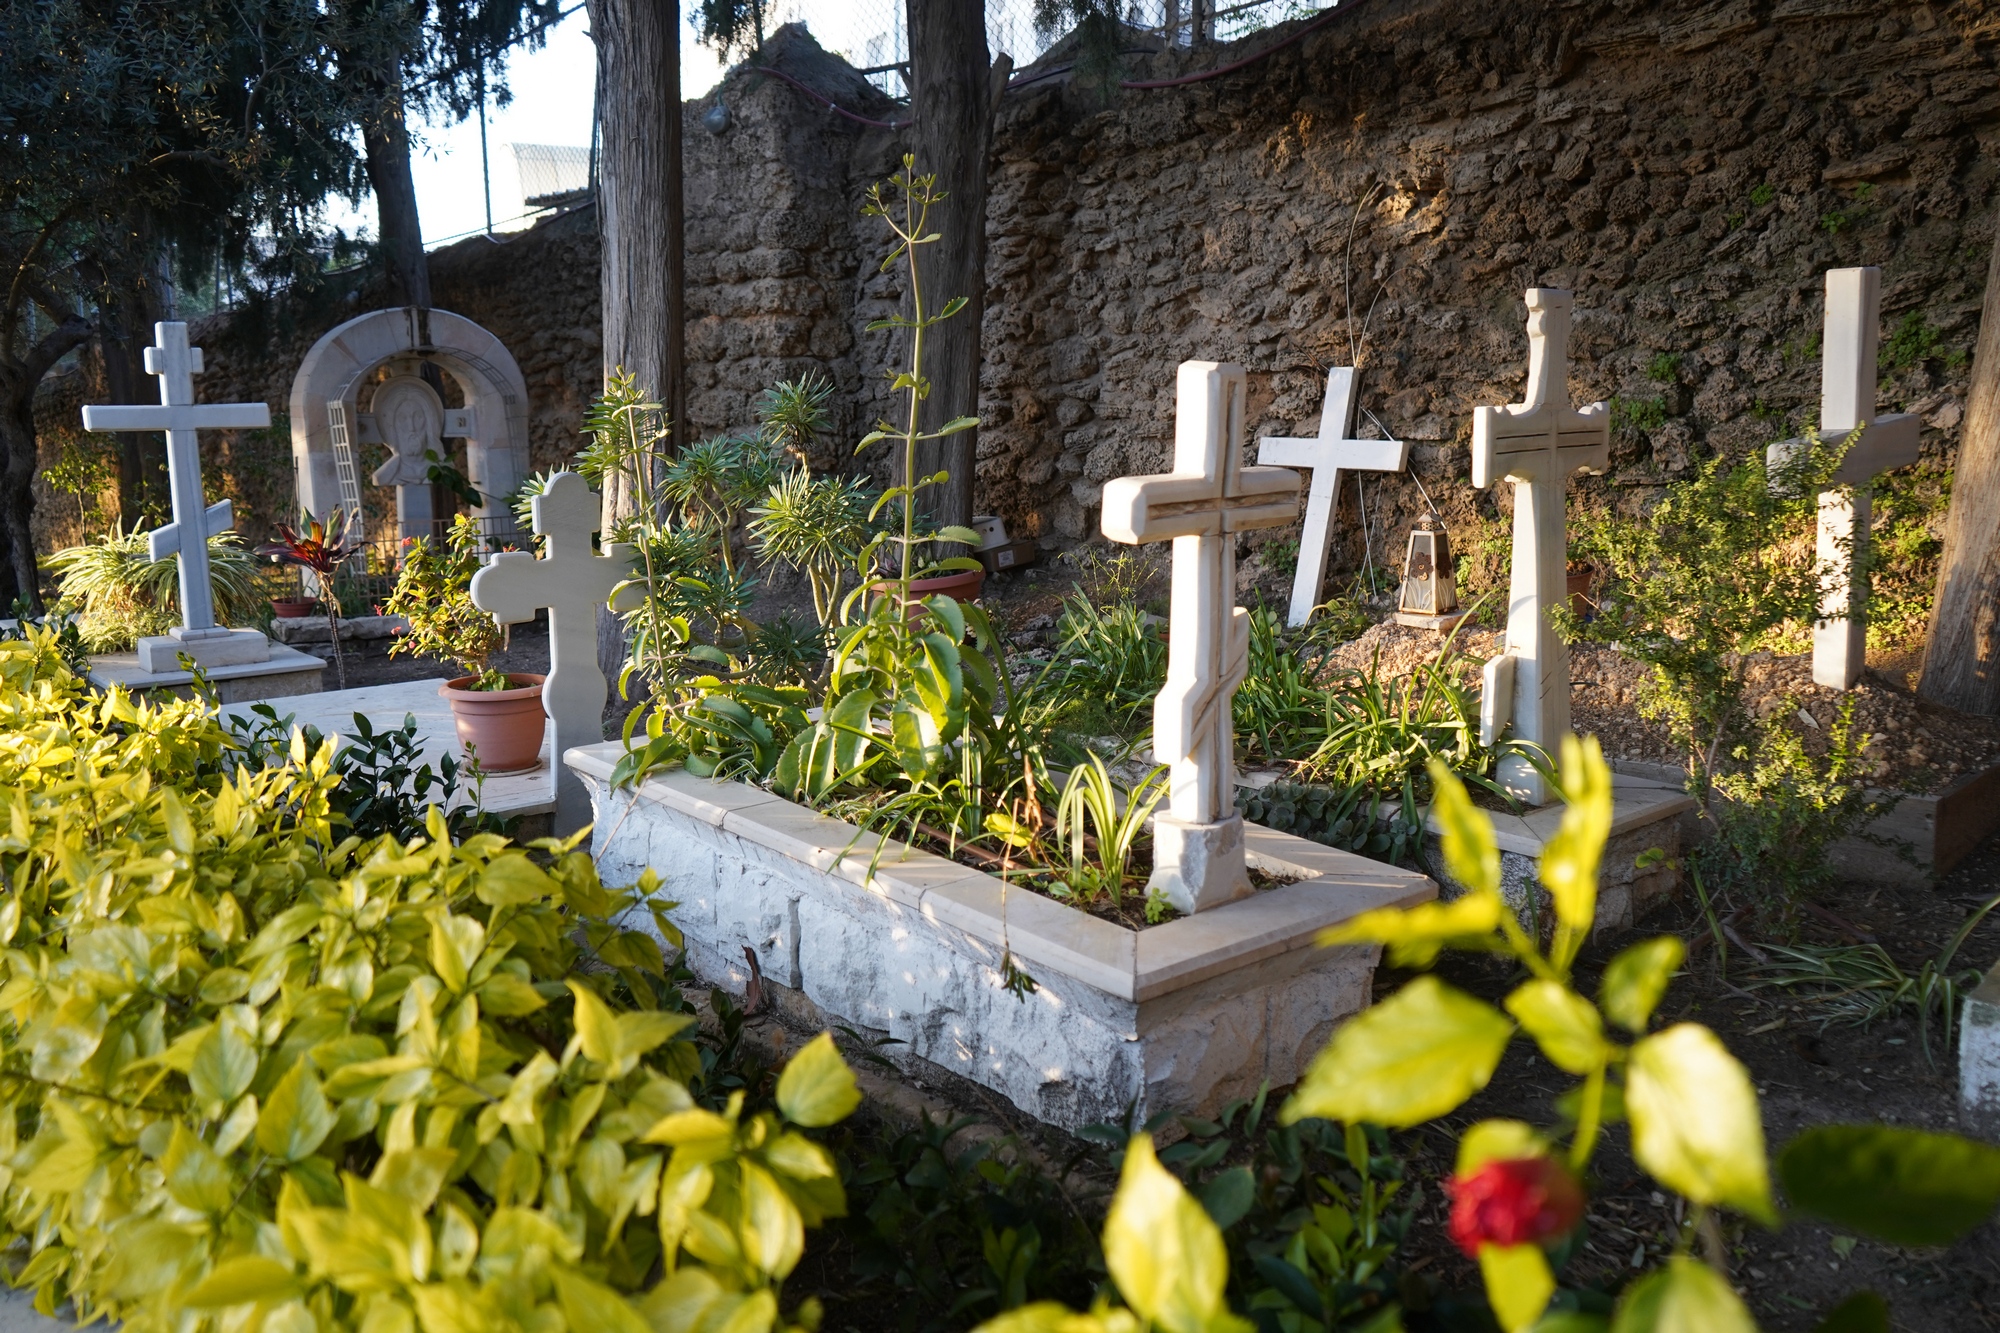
[1256,367,1408,628]
[80,323,269,641]
[1100,361,1300,912]
[471,472,639,833]
[1767,267,1921,691]
[1473,289,1609,807]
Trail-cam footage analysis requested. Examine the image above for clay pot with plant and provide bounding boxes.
[384,515,547,772]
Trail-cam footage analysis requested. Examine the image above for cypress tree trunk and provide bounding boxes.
[1919,222,2000,714]
[587,0,684,684]
[362,78,432,313]
[907,0,1005,533]
[0,316,92,613]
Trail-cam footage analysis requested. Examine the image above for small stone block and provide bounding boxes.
[91,644,325,703]
[138,628,271,672]
[1961,959,2000,1141]
[1149,814,1254,914]
[1392,609,1472,631]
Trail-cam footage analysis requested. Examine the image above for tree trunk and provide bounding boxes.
[587,0,683,685]
[907,0,1004,533]
[363,78,432,312]
[1920,223,2000,714]
[100,305,165,525]
[0,317,93,614]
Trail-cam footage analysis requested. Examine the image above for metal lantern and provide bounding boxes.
[1393,514,1469,630]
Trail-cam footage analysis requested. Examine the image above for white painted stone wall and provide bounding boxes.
[570,745,1434,1129]
[1963,960,2000,1142]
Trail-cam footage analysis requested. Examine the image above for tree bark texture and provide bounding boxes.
[907,0,1001,533]
[1921,219,2000,714]
[98,278,169,524]
[363,79,433,313]
[587,0,684,683]
[0,317,92,612]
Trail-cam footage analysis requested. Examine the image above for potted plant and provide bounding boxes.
[271,594,317,619]
[257,509,360,687]
[383,514,547,772]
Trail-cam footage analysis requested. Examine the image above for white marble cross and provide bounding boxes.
[471,472,638,834]
[1101,361,1300,912]
[1473,289,1609,807]
[1766,268,1921,691]
[81,323,272,670]
[1257,368,1408,627]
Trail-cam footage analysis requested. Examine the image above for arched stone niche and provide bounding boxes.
[289,308,531,543]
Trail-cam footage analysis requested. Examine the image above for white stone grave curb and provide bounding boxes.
[1427,774,1695,931]
[567,742,1435,1129]
[1962,958,2000,1141]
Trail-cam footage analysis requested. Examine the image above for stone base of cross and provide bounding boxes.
[1765,267,1921,691]
[1472,290,1609,807]
[470,472,640,834]
[80,323,274,675]
[1101,361,1300,912]
[1256,367,1407,627]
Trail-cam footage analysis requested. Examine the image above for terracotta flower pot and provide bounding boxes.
[271,598,317,619]
[1565,568,1595,618]
[440,673,547,772]
[872,567,986,612]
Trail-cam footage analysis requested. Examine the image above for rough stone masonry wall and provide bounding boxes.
[962,0,2000,561]
[37,0,2000,585]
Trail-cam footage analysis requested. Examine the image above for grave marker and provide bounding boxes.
[1257,367,1407,627]
[471,472,639,833]
[1473,289,1609,806]
[81,322,274,673]
[1767,267,1922,691]
[1101,361,1301,911]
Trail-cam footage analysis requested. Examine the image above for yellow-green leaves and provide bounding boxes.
[1283,975,1514,1127]
[428,911,485,993]
[257,1060,337,1161]
[1478,1243,1554,1333]
[1539,735,1612,962]
[1610,1256,1757,1333]
[1103,1136,1250,1333]
[190,1018,258,1112]
[1428,760,1499,897]
[1457,1120,1548,1175]
[184,1256,301,1308]
[1627,1024,1774,1223]
[1318,892,1503,969]
[566,981,694,1079]
[1504,980,1609,1075]
[775,1032,861,1127]
[1600,937,1684,1034]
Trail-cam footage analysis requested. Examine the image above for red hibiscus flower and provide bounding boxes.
[1447,1156,1586,1258]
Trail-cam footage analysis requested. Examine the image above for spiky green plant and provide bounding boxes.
[46,522,263,653]
[748,469,876,626]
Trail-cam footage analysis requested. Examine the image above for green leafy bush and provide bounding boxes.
[384,515,511,689]
[48,523,264,652]
[0,629,859,1333]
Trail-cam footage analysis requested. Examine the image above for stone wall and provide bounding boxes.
[37,0,2000,585]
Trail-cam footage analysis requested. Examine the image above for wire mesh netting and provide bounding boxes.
[739,0,1330,98]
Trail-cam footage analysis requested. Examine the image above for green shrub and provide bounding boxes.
[0,629,857,1333]
[47,523,264,652]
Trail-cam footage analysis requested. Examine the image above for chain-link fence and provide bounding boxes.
[751,0,1328,98]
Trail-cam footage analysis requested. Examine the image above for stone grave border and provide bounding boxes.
[567,742,1434,1129]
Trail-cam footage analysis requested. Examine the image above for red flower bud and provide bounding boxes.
[1447,1156,1585,1258]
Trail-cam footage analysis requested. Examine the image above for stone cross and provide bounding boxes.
[1766,267,1921,691]
[1256,367,1408,628]
[471,472,638,834]
[81,322,273,671]
[1101,361,1301,912]
[1472,290,1609,807]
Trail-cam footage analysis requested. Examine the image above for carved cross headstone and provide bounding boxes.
[81,322,274,672]
[1101,361,1301,912]
[1472,289,1610,807]
[470,472,638,834]
[1766,267,1921,691]
[1257,367,1408,627]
